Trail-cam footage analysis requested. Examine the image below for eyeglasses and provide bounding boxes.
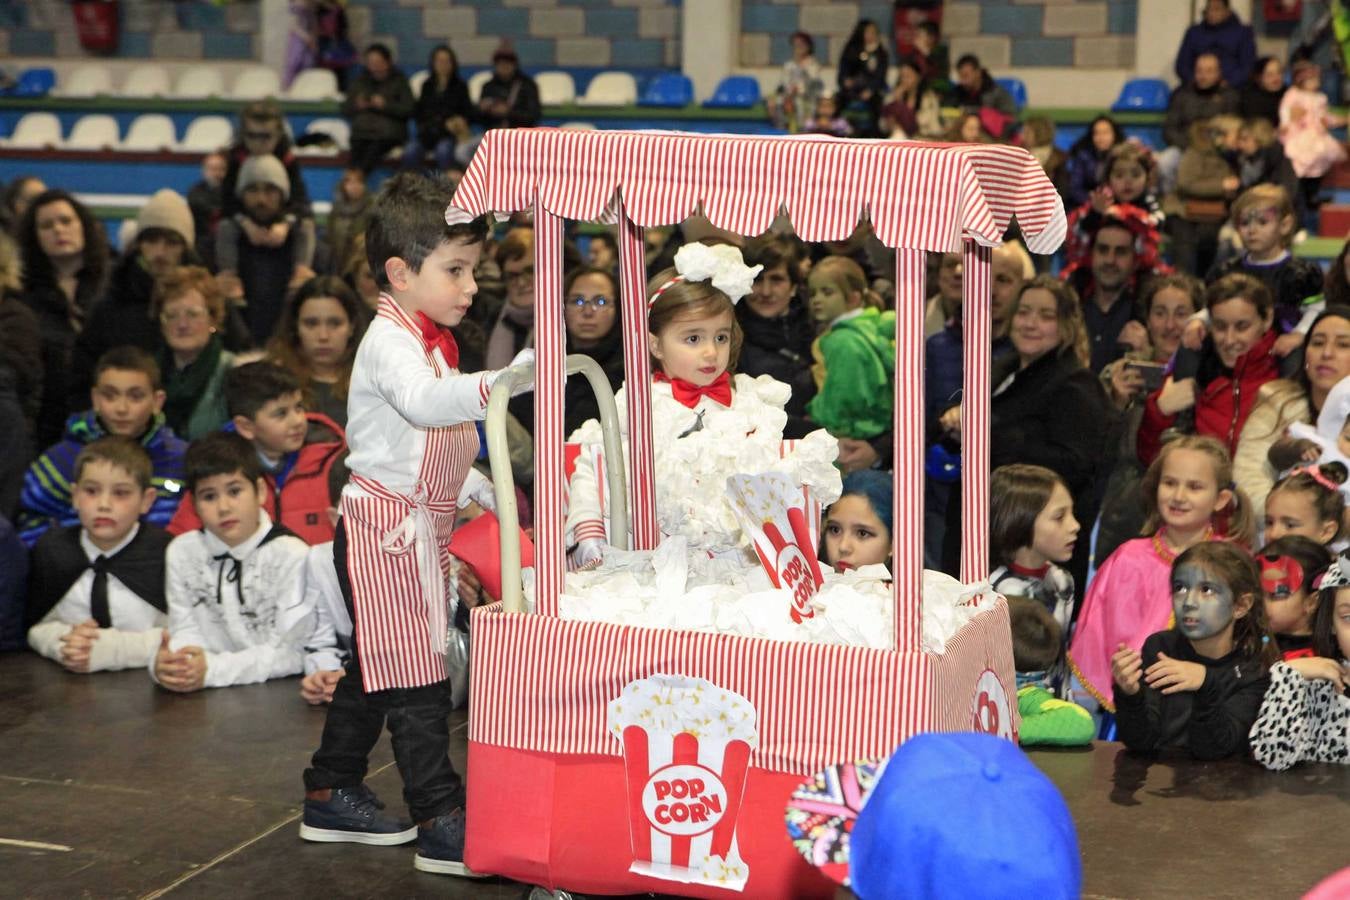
[160,308,208,324]
[568,295,612,310]
[504,265,534,285]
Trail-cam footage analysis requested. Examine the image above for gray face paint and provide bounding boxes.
[1171,563,1236,641]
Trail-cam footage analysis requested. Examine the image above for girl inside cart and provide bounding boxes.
[1068,435,1253,719]
[822,468,893,573]
[565,241,841,567]
[1111,541,1276,759]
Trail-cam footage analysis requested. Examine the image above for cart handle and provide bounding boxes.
[485,354,630,614]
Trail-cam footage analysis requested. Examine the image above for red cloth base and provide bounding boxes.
[464,741,836,897]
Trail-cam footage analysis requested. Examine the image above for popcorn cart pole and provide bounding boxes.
[451,129,1066,897]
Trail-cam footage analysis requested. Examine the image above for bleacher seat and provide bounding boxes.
[286,68,341,101]
[639,73,693,108]
[174,67,225,100]
[1112,78,1170,113]
[117,219,139,250]
[2,112,62,149]
[577,72,638,107]
[300,117,350,155]
[231,66,282,101]
[536,71,576,106]
[995,77,1028,110]
[13,67,56,98]
[408,69,429,99]
[121,64,171,98]
[559,121,598,131]
[120,114,178,152]
[703,75,761,109]
[56,64,112,98]
[468,70,491,103]
[64,115,121,151]
[177,116,234,153]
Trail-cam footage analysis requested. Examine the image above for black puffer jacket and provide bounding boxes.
[565,320,626,439]
[735,298,817,428]
[21,273,105,448]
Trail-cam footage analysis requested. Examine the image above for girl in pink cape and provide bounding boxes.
[1280,60,1346,180]
[1068,435,1255,712]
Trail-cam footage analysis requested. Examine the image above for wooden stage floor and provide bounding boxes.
[1,652,1346,899]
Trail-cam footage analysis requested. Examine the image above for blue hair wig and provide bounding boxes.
[836,469,893,535]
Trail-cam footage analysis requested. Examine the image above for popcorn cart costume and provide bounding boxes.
[448,130,1065,897]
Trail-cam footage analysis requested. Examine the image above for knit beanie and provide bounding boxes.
[236,154,290,201]
[136,188,194,249]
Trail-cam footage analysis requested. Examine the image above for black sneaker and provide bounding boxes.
[299,786,417,845]
[413,808,486,877]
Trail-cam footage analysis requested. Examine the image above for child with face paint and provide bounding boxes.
[1249,549,1350,771]
[1111,542,1278,759]
[1257,535,1332,661]
[1260,463,1346,547]
[989,465,1079,694]
[1069,436,1254,714]
[821,469,892,573]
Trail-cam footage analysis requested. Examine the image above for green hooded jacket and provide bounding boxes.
[807,308,896,439]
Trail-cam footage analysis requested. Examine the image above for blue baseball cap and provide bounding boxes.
[850,732,1081,900]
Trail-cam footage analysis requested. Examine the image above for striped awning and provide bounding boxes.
[447,129,1066,254]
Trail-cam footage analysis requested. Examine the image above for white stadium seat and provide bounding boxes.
[559,121,598,131]
[120,64,171,98]
[468,70,491,103]
[120,114,177,152]
[64,114,121,151]
[536,71,576,106]
[286,68,340,101]
[299,117,350,156]
[408,69,429,99]
[3,112,62,148]
[117,218,139,250]
[174,67,225,100]
[57,64,112,98]
[575,72,637,107]
[231,66,282,101]
[177,116,234,153]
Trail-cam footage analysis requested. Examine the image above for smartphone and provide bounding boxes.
[1125,360,1166,392]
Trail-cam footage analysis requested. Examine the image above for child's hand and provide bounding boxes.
[216,271,244,300]
[58,619,101,672]
[1108,361,1144,408]
[289,264,316,289]
[300,669,344,704]
[1294,438,1322,463]
[1181,318,1206,351]
[1089,184,1114,214]
[155,632,207,692]
[1111,643,1143,696]
[1144,652,1207,694]
[1221,175,1240,195]
[458,564,483,609]
[240,218,269,246]
[1273,332,1305,358]
[268,220,291,246]
[1286,656,1348,691]
[1155,376,1197,415]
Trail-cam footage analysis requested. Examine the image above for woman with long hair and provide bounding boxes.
[266,275,369,427]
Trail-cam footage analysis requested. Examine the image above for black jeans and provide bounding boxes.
[303,519,464,823]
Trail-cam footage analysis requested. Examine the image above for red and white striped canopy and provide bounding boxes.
[448,129,1066,254]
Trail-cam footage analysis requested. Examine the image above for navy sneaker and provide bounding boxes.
[299,786,417,845]
[413,808,486,877]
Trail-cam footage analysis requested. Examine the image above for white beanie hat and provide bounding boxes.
[136,188,194,249]
[236,154,291,201]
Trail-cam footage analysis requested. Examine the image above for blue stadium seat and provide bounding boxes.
[638,72,694,108]
[995,77,1027,111]
[1112,78,1170,113]
[14,67,56,98]
[703,75,761,109]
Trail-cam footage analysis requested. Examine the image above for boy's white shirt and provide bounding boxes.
[27,523,167,672]
[344,299,492,494]
[152,510,311,688]
[301,541,351,675]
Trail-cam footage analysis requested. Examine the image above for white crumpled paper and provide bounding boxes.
[540,540,986,654]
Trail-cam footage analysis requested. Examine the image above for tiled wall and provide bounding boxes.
[0,0,260,60]
[741,0,1138,70]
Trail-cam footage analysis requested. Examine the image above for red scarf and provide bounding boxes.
[414,311,460,369]
[654,370,732,409]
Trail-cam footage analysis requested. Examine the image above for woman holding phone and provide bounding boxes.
[1094,273,1202,566]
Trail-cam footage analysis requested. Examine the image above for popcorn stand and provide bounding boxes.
[448,129,1066,897]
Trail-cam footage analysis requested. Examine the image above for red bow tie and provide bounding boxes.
[415,312,460,369]
[655,371,732,409]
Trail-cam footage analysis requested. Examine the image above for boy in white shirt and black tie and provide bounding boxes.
[27,436,171,672]
[299,172,527,875]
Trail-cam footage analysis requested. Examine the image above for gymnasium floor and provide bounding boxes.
[2,652,1346,899]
